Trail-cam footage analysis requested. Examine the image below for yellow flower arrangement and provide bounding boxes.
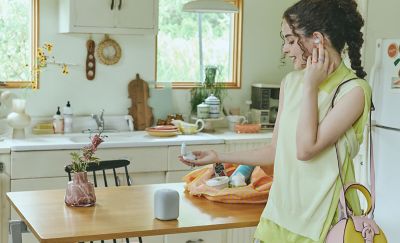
[34,42,69,79]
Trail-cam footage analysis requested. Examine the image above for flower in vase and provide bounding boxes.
[69,131,107,173]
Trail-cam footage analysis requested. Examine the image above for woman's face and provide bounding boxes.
[281,20,314,70]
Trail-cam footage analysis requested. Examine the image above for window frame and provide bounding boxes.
[155,0,243,89]
[1,0,39,89]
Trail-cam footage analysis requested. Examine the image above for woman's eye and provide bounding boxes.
[288,41,294,45]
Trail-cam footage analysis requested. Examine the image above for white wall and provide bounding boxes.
[25,0,156,117]
[21,0,295,119]
[363,0,400,78]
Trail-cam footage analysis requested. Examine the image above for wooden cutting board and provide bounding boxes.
[128,74,154,130]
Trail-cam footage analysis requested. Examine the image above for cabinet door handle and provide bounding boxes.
[186,239,204,243]
[118,0,122,10]
[0,162,3,173]
[111,0,114,10]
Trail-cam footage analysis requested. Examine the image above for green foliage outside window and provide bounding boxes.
[157,0,233,83]
[0,0,31,82]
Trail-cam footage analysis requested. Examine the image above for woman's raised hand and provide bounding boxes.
[179,150,219,167]
[304,43,335,89]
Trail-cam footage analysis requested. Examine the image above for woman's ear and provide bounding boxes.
[312,32,325,46]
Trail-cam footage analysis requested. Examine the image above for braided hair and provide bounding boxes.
[283,0,366,78]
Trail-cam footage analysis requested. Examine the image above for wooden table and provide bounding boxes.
[7,183,265,243]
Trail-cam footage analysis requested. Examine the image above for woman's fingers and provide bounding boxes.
[178,156,194,166]
[318,42,324,64]
[323,49,330,72]
[307,55,312,67]
[312,47,318,64]
[192,151,202,156]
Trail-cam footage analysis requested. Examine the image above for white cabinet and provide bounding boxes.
[0,153,10,243]
[59,0,159,35]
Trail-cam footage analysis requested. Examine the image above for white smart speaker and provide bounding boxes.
[154,189,180,220]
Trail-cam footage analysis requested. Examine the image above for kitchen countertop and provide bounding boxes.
[0,130,273,152]
[0,140,11,153]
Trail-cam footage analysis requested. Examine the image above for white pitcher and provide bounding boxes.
[171,119,205,134]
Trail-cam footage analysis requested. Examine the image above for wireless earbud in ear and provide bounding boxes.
[313,37,321,44]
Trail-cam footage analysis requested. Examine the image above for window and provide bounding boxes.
[156,0,242,88]
[0,0,38,89]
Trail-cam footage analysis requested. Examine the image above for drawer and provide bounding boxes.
[11,147,168,179]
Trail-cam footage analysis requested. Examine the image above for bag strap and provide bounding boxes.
[330,77,376,218]
[369,102,376,217]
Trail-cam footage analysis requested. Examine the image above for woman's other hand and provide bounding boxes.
[178,150,219,167]
[304,43,335,89]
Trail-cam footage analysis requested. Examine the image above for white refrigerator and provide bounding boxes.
[369,38,400,242]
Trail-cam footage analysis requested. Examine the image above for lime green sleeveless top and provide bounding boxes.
[254,62,372,243]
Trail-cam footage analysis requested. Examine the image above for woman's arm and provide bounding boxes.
[296,86,365,161]
[296,46,365,160]
[180,79,286,167]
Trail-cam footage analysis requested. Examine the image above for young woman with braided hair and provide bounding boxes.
[180,0,371,242]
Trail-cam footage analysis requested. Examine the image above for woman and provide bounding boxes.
[180,0,371,242]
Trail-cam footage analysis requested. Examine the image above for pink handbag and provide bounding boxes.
[325,79,387,243]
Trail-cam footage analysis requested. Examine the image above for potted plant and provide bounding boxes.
[190,65,226,114]
[64,131,106,207]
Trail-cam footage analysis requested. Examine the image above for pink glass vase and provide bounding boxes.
[65,172,96,207]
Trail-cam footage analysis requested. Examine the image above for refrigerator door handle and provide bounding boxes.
[375,124,400,132]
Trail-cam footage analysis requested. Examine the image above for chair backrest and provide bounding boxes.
[65,159,132,187]
[64,159,142,243]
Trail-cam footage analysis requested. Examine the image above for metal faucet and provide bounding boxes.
[91,109,105,131]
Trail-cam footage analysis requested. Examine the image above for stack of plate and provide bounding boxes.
[145,125,179,137]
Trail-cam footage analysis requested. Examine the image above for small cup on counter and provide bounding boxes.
[226,115,247,132]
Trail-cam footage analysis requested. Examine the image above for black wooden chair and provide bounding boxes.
[65,159,143,243]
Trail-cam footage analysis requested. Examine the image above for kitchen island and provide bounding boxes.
[7,183,265,243]
[0,129,272,243]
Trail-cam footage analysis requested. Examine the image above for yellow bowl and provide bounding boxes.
[145,128,178,137]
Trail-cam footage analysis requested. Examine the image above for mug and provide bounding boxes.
[226,115,246,131]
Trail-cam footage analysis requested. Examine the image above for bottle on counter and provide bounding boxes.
[53,106,64,134]
[245,100,252,124]
[63,101,73,133]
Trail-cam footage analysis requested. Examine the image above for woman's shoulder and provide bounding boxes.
[339,77,371,99]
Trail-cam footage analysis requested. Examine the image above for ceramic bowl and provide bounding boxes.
[234,124,261,134]
[146,126,179,137]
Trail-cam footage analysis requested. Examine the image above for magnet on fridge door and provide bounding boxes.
[387,43,398,58]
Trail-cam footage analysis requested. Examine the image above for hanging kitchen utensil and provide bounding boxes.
[128,74,154,130]
[97,34,121,65]
[86,39,96,80]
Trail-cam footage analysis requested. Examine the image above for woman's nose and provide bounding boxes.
[282,45,289,54]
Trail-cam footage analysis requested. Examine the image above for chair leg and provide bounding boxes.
[9,220,28,243]
[139,236,143,243]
